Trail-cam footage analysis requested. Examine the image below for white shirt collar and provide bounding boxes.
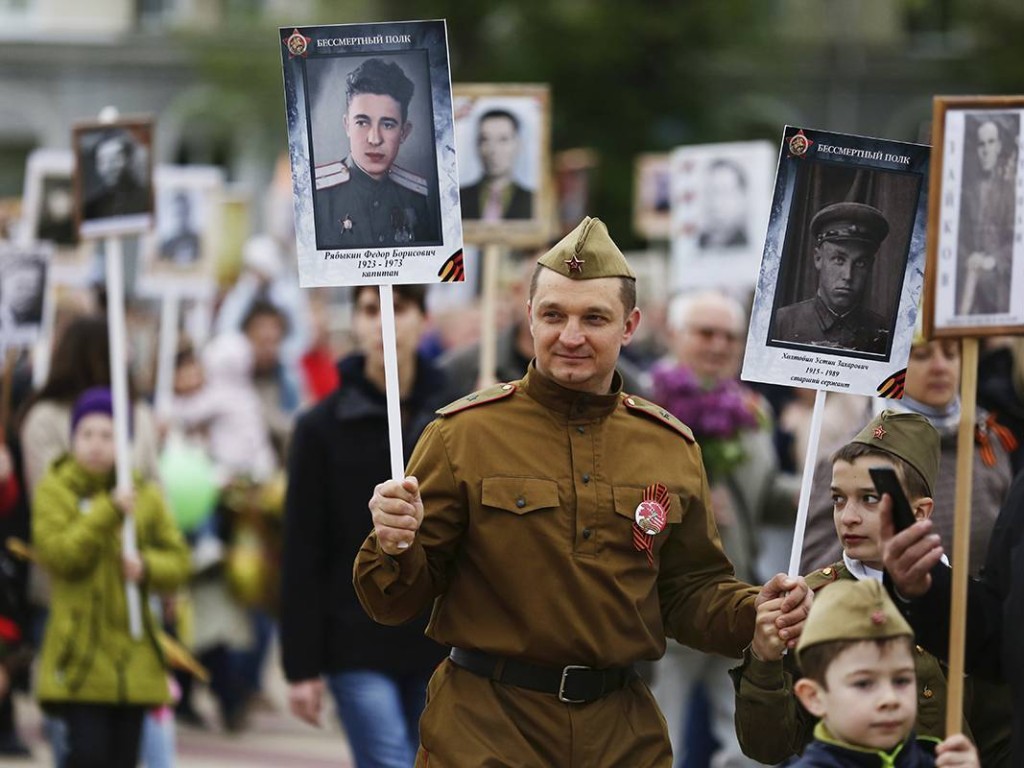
[843,551,884,582]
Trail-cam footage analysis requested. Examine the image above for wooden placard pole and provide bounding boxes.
[787,389,827,578]
[478,244,502,389]
[105,236,143,640]
[0,346,16,436]
[945,336,977,734]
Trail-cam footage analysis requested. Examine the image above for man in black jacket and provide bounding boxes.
[883,469,1024,766]
[280,283,449,765]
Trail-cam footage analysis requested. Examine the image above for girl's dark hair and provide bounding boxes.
[17,315,120,430]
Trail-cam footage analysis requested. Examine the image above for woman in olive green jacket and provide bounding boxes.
[33,388,189,767]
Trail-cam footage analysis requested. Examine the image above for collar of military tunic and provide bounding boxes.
[345,156,386,190]
[521,362,622,420]
[813,294,864,333]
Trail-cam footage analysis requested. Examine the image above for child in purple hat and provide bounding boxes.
[32,387,189,767]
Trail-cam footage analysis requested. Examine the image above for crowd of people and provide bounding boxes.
[0,203,1019,767]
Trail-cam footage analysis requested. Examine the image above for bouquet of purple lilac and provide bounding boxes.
[651,362,761,479]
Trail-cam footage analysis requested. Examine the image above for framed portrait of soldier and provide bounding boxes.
[21,149,88,273]
[741,127,931,398]
[669,141,775,291]
[279,20,463,288]
[554,148,599,238]
[72,118,154,239]
[143,165,224,292]
[0,244,51,347]
[454,83,552,247]
[633,153,671,241]
[924,96,1024,337]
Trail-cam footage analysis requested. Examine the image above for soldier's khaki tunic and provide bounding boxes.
[354,365,760,767]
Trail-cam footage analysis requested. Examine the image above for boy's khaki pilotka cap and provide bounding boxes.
[796,579,913,664]
[536,216,637,280]
[849,409,939,497]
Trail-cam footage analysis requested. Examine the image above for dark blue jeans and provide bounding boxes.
[327,670,430,768]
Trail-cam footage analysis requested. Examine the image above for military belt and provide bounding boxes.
[449,647,635,704]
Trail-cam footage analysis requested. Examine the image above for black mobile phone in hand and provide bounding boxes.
[868,467,917,533]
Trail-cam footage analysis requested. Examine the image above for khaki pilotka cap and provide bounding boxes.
[848,410,940,497]
[796,579,913,664]
[536,216,637,280]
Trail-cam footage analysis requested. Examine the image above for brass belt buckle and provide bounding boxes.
[558,665,591,703]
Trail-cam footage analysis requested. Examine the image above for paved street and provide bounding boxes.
[2,655,355,767]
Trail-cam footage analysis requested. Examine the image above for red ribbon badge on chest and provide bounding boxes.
[632,483,670,567]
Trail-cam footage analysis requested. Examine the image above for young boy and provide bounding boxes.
[789,578,978,766]
[33,387,190,767]
[732,410,976,762]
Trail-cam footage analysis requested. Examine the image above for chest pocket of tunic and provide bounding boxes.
[481,477,560,515]
[612,487,684,554]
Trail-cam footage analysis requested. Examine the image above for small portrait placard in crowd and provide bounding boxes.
[73,118,155,238]
[924,96,1024,337]
[633,153,671,241]
[454,83,552,247]
[669,140,775,291]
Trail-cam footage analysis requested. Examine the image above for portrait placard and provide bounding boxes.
[633,154,671,241]
[454,83,552,247]
[73,118,155,239]
[0,243,51,347]
[141,165,224,294]
[669,141,775,291]
[21,149,89,273]
[925,96,1024,337]
[279,20,463,287]
[555,148,598,238]
[741,127,930,398]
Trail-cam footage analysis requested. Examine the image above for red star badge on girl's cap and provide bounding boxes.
[873,426,886,440]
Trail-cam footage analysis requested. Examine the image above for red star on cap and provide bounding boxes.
[564,254,586,274]
[873,426,886,439]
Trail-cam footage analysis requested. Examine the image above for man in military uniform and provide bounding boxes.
[772,202,891,355]
[460,108,534,221]
[354,216,812,766]
[313,57,439,249]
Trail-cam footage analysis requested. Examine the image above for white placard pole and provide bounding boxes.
[378,285,404,480]
[787,388,827,578]
[105,236,143,640]
[154,287,180,417]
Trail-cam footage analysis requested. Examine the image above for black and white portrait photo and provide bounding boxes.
[767,160,922,360]
[669,141,774,291]
[307,53,441,250]
[159,191,201,265]
[955,113,1018,316]
[454,84,550,246]
[37,176,76,247]
[145,164,224,290]
[74,119,154,238]
[0,246,49,341]
[742,127,930,399]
